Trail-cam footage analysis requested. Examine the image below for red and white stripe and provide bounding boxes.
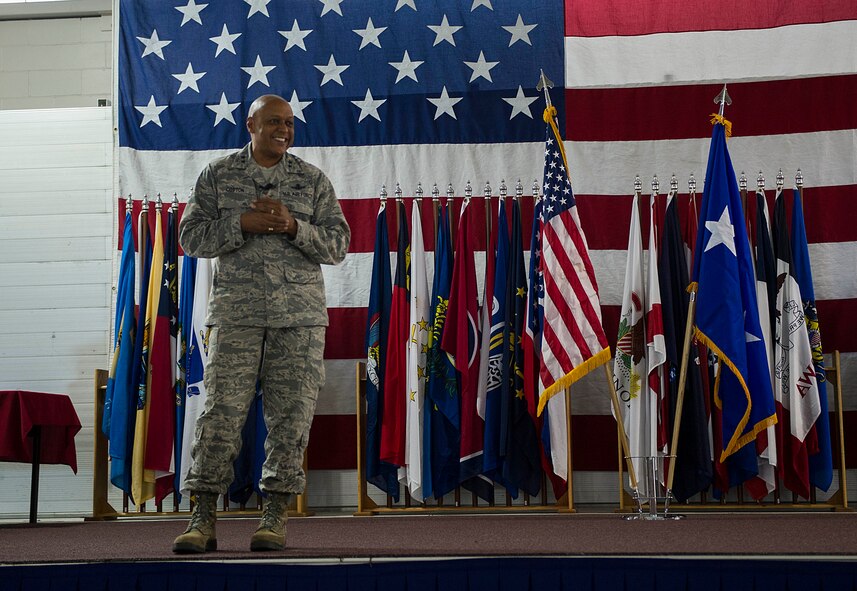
[539,203,608,392]
[117,2,857,478]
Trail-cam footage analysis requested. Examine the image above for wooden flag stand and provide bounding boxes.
[354,361,577,515]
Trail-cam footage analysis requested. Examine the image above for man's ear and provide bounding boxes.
[246,116,255,135]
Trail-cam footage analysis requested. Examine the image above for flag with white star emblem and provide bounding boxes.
[691,121,777,465]
[536,106,611,416]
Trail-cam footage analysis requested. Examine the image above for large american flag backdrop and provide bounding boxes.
[117,0,857,487]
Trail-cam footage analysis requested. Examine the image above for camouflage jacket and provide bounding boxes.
[179,144,350,327]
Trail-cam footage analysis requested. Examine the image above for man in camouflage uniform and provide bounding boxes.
[173,94,350,553]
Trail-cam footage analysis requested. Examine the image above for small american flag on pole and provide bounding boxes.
[537,104,611,415]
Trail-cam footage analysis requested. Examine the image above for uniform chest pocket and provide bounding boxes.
[218,197,249,213]
[286,200,314,223]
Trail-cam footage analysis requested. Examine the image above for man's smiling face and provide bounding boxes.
[248,97,294,167]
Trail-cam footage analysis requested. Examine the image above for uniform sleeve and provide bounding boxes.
[289,171,351,265]
[179,164,246,258]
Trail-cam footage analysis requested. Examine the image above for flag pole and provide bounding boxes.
[431,183,440,244]
[665,85,731,506]
[537,68,553,110]
[445,183,455,251]
[538,67,641,505]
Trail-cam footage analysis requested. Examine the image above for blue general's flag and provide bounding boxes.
[365,201,399,500]
[691,122,777,476]
[425,201,460,498]
[791,190,832,492]
[106,211,138,495]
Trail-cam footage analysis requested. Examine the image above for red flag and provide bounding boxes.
[683,191,700,276]
[441,198,484,482]
[145,203,178,502]
[379,201,409,468]
[646,194,667,462]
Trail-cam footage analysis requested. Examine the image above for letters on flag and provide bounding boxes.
[790,189,832,492]
[773,189,821,499]
[483,199,510,482]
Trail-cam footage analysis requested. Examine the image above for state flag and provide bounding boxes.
[442,198,492,501]
[773,189,821,499]
[380,201,410,468]
[364,201,399,500]
[405,199,429,499]
[426,201,460,498]
[791,189,833,492]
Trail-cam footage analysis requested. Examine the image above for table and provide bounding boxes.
[0,390,81,523]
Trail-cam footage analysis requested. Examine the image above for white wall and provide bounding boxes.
[0,15,111,110]
[0,107,113,516]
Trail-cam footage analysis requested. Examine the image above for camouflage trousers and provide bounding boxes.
[184,325,326,495]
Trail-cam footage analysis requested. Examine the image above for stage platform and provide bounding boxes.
[2,511,857,589]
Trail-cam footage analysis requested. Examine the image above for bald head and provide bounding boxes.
[246,94,295,167]
[248,94,289,120]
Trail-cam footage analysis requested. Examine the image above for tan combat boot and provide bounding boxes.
[250,493,290,551]
[172,492,218,553]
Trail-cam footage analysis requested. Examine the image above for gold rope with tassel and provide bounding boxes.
[709,113,733,137]
[543,105,572,175]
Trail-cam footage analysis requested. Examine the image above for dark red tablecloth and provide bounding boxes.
[0,390,81,473]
